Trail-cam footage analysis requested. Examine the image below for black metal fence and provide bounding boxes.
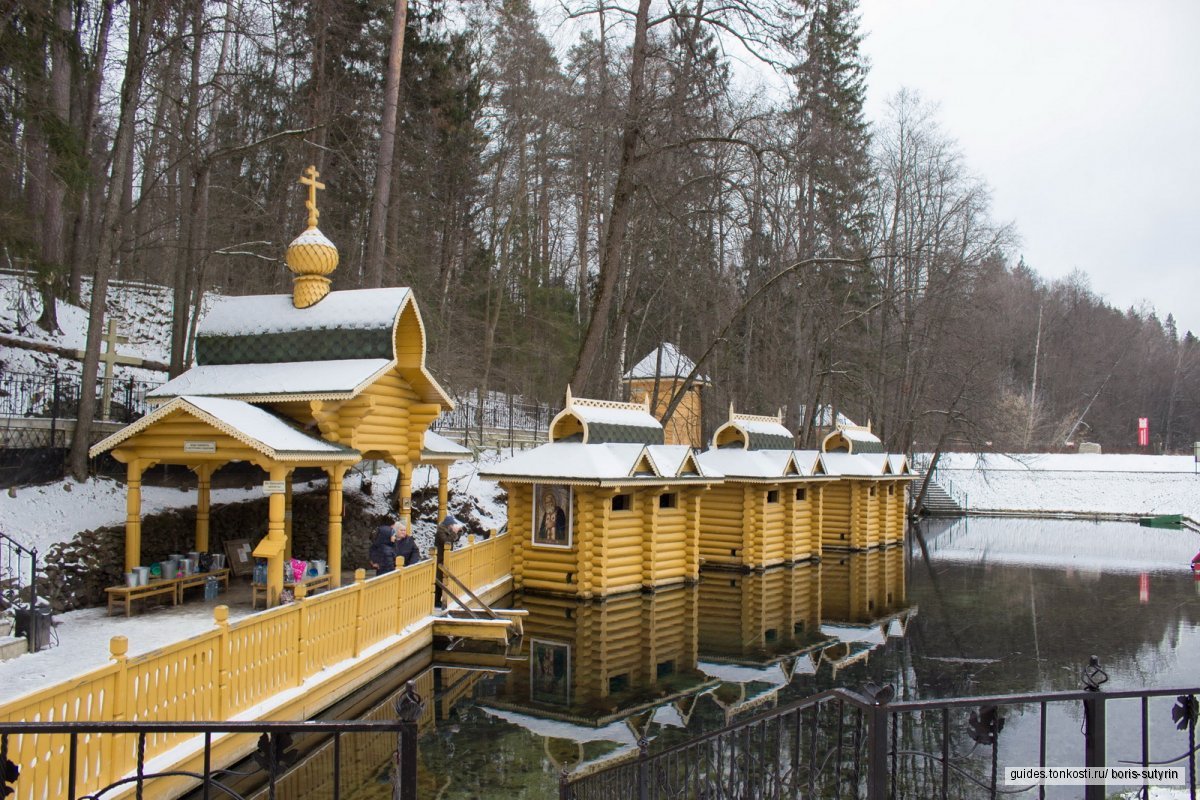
[431,396,556,446]
[563,671,1200,800]
[0,369,160,425]
[0,530,39,653]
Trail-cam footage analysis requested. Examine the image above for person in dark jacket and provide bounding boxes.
[394,520,420,567]
[369,518,400,575]
[433,515,466,606]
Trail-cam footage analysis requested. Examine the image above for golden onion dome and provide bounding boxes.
[286,166,338,308]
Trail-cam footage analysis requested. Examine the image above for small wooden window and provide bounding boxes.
[612,493,632,511]
[795,488,807,501]
[659,492,677,509]
[656,660,675,678]
[869,486,877,497]
[766,490,780,503]
[609,674,629,693]
[888,485,895,496]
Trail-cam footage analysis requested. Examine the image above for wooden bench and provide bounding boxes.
[176,569,231,603]
[105,579,180,617]
[251,573,332,609]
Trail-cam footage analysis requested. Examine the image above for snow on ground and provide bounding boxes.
[928,453,1200,518]
[0,584,258,704]
[0,272,192,382]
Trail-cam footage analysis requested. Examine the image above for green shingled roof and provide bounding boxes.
[196,327,393,366]
[746,432,795,450]
[587,422,665,446]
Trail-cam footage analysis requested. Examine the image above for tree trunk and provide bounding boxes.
[569,0,652,397]
[363,0,409,288]
[69,0,159,481]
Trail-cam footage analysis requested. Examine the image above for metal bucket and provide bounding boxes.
[125,572,137,587]
[134,566,151,586]
[311,559,327,577]
[164,558,180,579]
[210,553,226,570]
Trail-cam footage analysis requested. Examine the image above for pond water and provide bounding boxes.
[236,518,1200,799]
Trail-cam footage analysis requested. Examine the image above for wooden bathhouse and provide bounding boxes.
[480,389,718,598]
[818,424,913,550]
[621,343,709,448]
[90,167,453,606]
[695,408,831,570]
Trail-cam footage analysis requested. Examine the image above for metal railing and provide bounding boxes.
[431,395,556,448]
[0,682,425,800]
[0,530,39,653]
[562,661,1199,800]
[0,369,160,425]
[910,454,969,513]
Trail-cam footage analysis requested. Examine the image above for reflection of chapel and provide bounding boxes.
[90,167,454,607]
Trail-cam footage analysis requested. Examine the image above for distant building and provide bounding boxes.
[622,343,709,448]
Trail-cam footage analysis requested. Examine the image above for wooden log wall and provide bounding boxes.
[698,485,746,567]
[760,485,786,567]
[821,482,852,550]
[697,563,822,660]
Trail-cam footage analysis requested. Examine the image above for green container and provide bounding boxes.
[1138,514,1183,529]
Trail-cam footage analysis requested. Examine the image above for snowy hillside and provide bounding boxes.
[0,271,192,381]
[930,452,1200,518]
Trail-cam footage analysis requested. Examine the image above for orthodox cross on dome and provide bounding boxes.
[299,165,325,228]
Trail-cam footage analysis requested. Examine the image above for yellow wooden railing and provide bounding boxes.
[0,558,438,800]
[444,531,512,596]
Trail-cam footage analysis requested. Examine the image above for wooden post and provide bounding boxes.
[327,464,347,588]
[107,635,129,779]
[399,462,413,529]
[214,605,231,718]
[266,465,288,606]
[124,459,144,572]
[284,471,294,561]
[352,568,366,657]
[436,463,449,522]
[294,583,307,686]
[193,463,214,553]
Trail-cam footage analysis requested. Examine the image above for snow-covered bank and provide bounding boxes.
[929,453,1200,519]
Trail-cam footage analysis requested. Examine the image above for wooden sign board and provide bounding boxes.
[262,480,286,494]
[184,440,217,453]
[223,538,255,577]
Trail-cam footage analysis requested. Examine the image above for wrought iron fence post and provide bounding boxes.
[559,767,570,800]
[28,547,36,611]
[637,737,649,800]
[508,393,514,449]
[862,684,894,800]
[50,370,60,447]
[1081,656,1108,800]
[393,681,424,800]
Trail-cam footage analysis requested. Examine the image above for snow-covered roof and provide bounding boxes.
[697,448,815,481]
[794,450,823,475]
[197,288,410,337]
[147,359,391,402]
[182,287,453,409]
[480,706,638,745]
[820,623,886,646]
[822,424,884,454]
[550,390,664,446]
[89,396,359,462]
[480,441,716,485]
[819,452,883,478]
[887,454,909,474]
[622,343,710,384]
[422,430,472,460]
[712,408,794,451]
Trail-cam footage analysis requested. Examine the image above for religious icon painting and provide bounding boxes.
[532,484,572,547]
[530,638,571,707]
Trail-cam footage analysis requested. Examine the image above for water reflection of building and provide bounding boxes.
[484,589,716,725]
[819,547,916,675]
[697,562,824,664]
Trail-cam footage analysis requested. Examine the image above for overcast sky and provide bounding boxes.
[856,0,1200,335]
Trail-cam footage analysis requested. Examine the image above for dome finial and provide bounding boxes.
[300,165,325,229]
